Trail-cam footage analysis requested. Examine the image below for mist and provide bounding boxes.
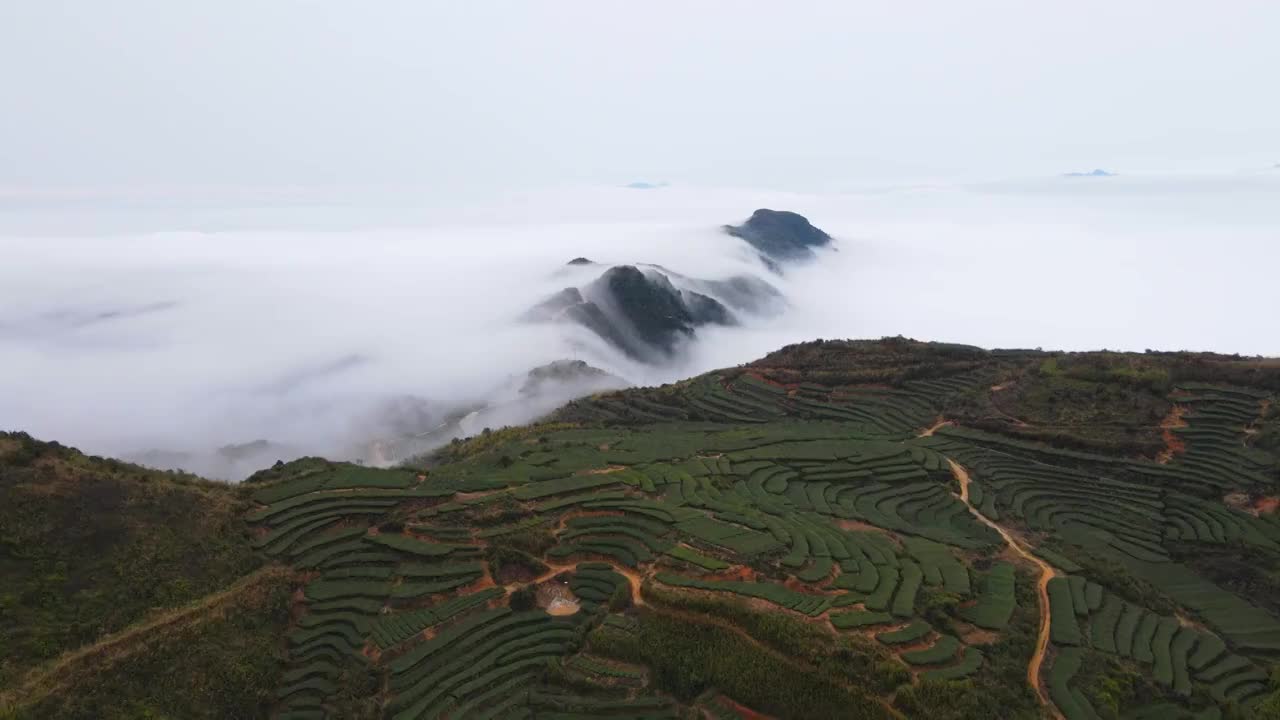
[1,173,1276,478]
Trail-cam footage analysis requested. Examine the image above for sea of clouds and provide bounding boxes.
[1,172,1276,478]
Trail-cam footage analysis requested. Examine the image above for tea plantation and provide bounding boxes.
[3,338,1280,719]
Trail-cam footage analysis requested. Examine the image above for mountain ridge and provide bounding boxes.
[3,337,1279,720]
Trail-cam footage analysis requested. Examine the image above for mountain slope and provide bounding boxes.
[4,339,1280,720]
[3,565,296,720]
[0,434,263,688]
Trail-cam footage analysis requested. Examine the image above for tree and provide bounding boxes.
[509,586,536,611]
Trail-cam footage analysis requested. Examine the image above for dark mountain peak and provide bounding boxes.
[566,257,594,266]
[723,209,832,267]
[526,264,736,363]
[594,265,713,352]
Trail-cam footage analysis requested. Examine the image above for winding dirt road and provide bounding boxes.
[948,460,1060,716]
[0,565,295,711]
[515,560,648,607]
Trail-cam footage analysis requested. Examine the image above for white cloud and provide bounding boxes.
[1,174,1276,477]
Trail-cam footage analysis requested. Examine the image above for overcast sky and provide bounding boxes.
[3,1,1277,192]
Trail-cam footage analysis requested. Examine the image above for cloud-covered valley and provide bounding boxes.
[1,175,1276,478]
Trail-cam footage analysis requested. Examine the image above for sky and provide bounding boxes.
[3,1,1278,192]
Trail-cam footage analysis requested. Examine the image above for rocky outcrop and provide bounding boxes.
[518,359,624,396]
[527,265,748,362]
[723,209,832,269]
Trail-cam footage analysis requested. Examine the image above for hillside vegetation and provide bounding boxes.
[4,338,1280,719]
[0,435,263,688]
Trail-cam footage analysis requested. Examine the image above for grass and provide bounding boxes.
[641,581,906,693]
[1,566,295,719]
[0,433,261,687]
[588,608,894,719]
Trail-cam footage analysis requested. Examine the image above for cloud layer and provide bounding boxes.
[1,175,1276,477]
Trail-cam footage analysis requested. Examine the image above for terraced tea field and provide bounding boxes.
[224,342,1280,718]
[5,339,1278,719]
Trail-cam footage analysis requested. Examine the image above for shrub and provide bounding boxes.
[509,587,536,611]
[608,583,631,612]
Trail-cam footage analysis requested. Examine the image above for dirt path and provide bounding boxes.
[947,460,1060,717]
[0,565,295,711]
[917,418,952,437]
[987,391,1032,428]
[511,560,648,607]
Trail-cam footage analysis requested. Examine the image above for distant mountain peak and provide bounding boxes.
[723,209,832,269]
[1063,168,1116,177]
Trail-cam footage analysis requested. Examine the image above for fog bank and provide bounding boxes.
[1,174,1276,478]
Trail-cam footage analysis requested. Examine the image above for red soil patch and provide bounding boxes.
[892,634,941,655]
[469,566,499,591]
[744,371,794,390]
[716,695,776,720]
[1156,405,1189,464]
[958,624,1000,646]
[744,370,802,398]
[578,465,626,475]
[837,518,884,533]
[782,574,839,594]
[454,574,500,596]
[288,585,312,623]
[835,520,902,550]
[1256,496,1279,516]
[614,565,648,606]
[704,565,758,582]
